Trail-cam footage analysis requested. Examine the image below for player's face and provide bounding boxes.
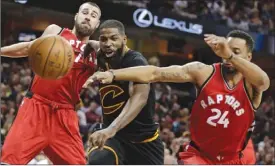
[99,28,127,57]
[75,4,100,37]
[222,37,252,74]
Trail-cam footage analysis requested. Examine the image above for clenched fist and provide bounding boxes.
[204,34,232,59]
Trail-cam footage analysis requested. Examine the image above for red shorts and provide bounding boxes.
[179,139,256,165]
[1,94,86,165]
[242,139,256,164]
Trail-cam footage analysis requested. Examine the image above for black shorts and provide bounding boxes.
[87,135,164,165]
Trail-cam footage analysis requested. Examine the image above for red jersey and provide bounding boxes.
[190,63,255,159]
[30,28,96,105]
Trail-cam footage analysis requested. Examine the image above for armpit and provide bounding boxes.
[244,80,262,110]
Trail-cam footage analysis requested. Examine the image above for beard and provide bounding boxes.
[102,43,124,58]
[222,64,237,75]
[97,44,125,69]
[75,21,94,37]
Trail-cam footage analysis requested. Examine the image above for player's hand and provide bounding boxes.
[204,34,232,59]
[89,127,116,149]
[83,71,114,88]
[83,40,99,58]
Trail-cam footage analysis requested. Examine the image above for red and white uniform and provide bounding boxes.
[31,28,96,105]
[179,63,255,164]
[1,28,96,165]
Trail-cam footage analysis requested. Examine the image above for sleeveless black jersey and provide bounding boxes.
[97,50,159,142]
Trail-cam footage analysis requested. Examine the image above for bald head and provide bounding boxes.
[74,2,101,37]
[78,2,101,18]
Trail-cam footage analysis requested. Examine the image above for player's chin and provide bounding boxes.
[224,66,236,73]
[79,27,93,36]
[104,51,115,57]
[228,67,236,72]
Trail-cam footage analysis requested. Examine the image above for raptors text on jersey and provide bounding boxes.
[190,63,255,159]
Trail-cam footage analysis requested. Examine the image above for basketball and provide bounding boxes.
[28,35,74,80]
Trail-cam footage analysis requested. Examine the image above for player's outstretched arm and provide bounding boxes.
[205,34,270,91]
[1,24,61,58]
[1,42,31,58]
[85,61,210,86]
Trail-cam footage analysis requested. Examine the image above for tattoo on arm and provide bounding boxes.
[159,62,204,81]
[160,66,188,80]
[160,71,181,79]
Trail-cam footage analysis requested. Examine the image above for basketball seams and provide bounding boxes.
[28,37,51,72]
[42,37,57,77]
[29,35,74,79]
[63,39,73,76]
[56,37,66,78]
[62,42,73,76]
[61,43,70,76]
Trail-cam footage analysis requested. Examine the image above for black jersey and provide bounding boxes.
[97,50,159,142]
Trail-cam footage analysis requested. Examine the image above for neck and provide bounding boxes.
[122,45,130,56]
[223,70,243,84]
[72,27,90,42]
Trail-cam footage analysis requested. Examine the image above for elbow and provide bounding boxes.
[149,66,160,83]
[258,74,270,91]
[137,66,158,83]
[137,88,150,107]
[137,78,151,84]
[139,93,149,107]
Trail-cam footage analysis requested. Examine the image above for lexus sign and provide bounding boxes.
[133,8,203,35]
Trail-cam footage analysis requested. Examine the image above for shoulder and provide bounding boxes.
[124,50,145,59]
[29,24,62,48]
[186,61,213,74]
[87,40,100,51]
[43,24,62,36]
[122,50,148,67]
[187,61,214,88]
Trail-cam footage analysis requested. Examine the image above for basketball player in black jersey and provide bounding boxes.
[83,20,164,165]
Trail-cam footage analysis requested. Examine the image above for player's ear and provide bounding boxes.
[74,13,78,21]
[247,52,252,61]
[95,20,100,29]
[123,35,127,45]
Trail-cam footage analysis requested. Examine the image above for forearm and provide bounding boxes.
[1,42,30,57]
[108,94,147,132]
[1,24,61,58]
[229,54,270,90]
[113,66,157,83]
[112,62,204,83]
[83,41,99,58]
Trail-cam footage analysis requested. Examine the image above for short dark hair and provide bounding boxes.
[99,20,125,35]
[227,30,254,52]
[79,1,101,17]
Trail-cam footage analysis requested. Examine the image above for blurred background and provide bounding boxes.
[1,0,274,164]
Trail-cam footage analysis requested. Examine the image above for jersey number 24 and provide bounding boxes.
[207,108,229,128]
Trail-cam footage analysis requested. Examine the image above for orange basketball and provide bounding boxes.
[28,35,74,80]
